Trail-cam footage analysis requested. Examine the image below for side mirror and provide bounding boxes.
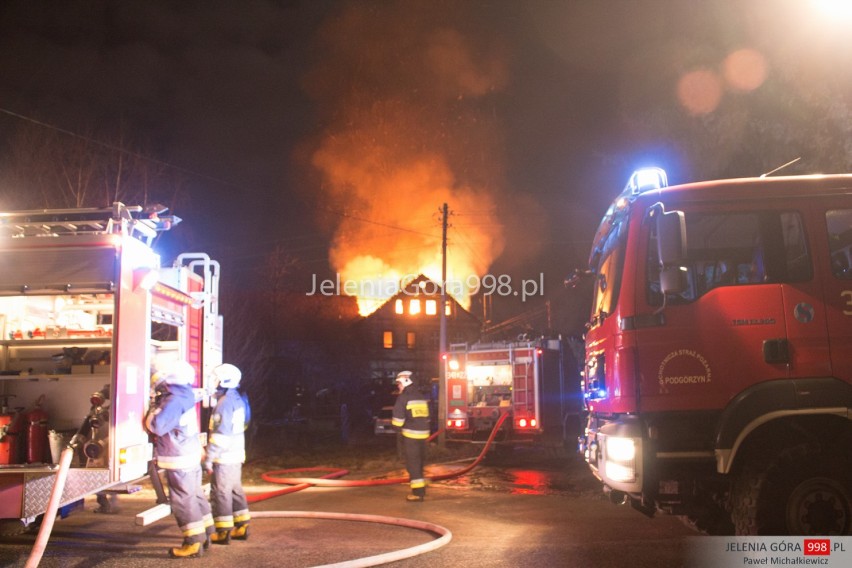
[649,204,687,296]
[660,266,688,295]
[656,209,686,266]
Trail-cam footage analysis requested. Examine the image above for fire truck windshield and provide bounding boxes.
[645,209,812,306]
[589,211,628,325]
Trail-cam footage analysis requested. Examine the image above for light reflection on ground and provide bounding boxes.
[508,469,552,495]
[433,448,601,496]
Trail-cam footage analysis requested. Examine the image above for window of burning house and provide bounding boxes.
[646,210,811,305]
[383,330,393,349]
[406,331,416,349]
[409,299,421,315]
[425,299,437,315]
[395,299,404,314]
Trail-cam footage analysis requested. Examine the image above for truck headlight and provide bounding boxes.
[606,437,635,462]
[604,436,636,483]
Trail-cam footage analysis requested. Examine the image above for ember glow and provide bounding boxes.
[315,146,505,316]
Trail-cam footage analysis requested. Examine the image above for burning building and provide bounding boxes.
[357,274,480,404]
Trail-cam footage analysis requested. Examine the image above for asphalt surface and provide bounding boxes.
[0,450,699,567]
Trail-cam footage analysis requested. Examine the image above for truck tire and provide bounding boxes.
[733,445,851,535]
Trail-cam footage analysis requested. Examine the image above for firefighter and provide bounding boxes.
[204,363,251,544]
[391,370,430,502]
[144,361,214,559]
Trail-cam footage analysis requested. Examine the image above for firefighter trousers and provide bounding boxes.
[402,435,427,497]
[165,466,213,544]
[211,462,250,530]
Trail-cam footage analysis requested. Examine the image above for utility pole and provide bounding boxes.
[438,203,448,446]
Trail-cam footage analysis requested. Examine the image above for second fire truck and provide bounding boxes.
[443,337,582,449]
[0,203,222,535]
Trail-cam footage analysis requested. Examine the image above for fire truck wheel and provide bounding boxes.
[0,519,29,538]
[733,446,852,535]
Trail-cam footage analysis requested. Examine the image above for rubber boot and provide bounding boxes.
[169,541,203,559]
[210,529,231,545]
[231,524,249,541]
[406,493,424,502]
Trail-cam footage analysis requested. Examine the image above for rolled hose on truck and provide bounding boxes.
[27,412,510,568]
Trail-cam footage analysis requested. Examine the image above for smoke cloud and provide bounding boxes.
[300,1,515,313]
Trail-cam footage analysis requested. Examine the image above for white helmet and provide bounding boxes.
[214,363,242,389]
[157,361,196,386]
[396,370,413,389]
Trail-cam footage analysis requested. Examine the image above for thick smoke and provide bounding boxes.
[301,1,514,313]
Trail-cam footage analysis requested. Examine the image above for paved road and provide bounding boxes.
[0,451,699,567]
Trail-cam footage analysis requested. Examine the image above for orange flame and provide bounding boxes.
[314,148,505,316]
[305,4,510,316]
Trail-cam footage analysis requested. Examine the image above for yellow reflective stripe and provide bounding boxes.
[234,511,251,523]
[406,400,429,418]
[401,428,429,439]
[410,478,426,489]
[391,417,404,427]
[212,453,245,464]
[209,433,233,448]
[157,452,201,469]
[181,520,207,536]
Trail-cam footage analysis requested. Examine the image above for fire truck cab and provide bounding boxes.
[0,203,221,534]
[577,169,852,535]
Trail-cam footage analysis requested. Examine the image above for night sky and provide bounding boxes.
[2,0,852,334]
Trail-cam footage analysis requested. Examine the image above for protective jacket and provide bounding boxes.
[206,387,252,534]
[205,388,250,468]
[145,383,201,470]
[392,385,430,439]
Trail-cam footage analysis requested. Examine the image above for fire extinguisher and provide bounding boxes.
[0,394,18,465]
[26,394,49,464]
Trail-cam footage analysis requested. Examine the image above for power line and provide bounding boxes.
[320,206,441,240]
[1,105,445,243]
[0,105,239,189]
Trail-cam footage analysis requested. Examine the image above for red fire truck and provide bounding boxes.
[575,168,852,535]
[0,203,222,535]
[443,337,582,449]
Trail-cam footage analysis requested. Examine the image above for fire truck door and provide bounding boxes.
[817,203,852,383]
[780,281,830,378]
[772,210,830,378]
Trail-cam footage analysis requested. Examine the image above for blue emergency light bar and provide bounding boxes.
[625,167,668,195]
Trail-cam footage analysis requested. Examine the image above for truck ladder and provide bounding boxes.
[513,360,533,413]
[0,202,180,245]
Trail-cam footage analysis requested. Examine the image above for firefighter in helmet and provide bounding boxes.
[204,363,251,544]
[391,370,430,502]
[144,360,214,559]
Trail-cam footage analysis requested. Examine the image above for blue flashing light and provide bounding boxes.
[626,167,668,195]
[584,388,608,401]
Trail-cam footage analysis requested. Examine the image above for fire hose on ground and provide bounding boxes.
[247,412,509,568]
[25,412,510,568]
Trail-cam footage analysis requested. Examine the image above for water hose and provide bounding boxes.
[252,411,510,498]
[22,413,507,567]
[244,412,509,567]
[251,510,451,568]
[24,446,74,568]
